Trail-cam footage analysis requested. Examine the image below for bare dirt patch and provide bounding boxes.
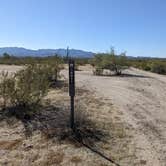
[0,65,23,73]
[61,66,166,166]
[0,65,135,166]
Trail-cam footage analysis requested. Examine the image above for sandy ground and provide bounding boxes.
[0,88,119,166]
[0,65,23,73]
[0,65,133,166]
[0,65,166,166]
[62,65,166,166]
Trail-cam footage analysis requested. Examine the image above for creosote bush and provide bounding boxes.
[92,48,129,76]
[0,62,62,117]
[0,65,49,111]
[43,63,61,84]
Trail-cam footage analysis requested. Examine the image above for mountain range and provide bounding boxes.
[0,47,94,58]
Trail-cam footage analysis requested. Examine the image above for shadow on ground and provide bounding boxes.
[50,80,68,89]
[0,102,108,148]
[92,73,152,78]
[116,73,152,78]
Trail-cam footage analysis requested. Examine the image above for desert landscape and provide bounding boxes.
[0,64,165,166]
[68,65,166,165]
[0,1,166,165]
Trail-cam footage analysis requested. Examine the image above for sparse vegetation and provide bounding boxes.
[0,85,131,165]
[0,54,63,66]
[0,65,49,116]
[0,49,166,165]
[128,58,166,74]
[0,58,63,117]
[92,48,129,76]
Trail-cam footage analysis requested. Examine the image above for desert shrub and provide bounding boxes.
[0,65,49,115]
[134,60,149,71]
[150,62,166,74]
[0,54,64,66]
[42,64,61,84]
[43,56,63,85]
[75,58,90,66]
[142,64,151,71]
[92,48,128,75]
[0,56,63,117]
[14,65,49,105]
[128,59,166,74]
[0,71,15,108]
[106,49,128,75]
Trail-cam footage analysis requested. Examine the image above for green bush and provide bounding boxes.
[150,62,166,74]
[41,63,61,84]
[0,65,49,112]
[128,59,166,75]
[0,54,64,66]
[0,71,15,108]
[92,48,128,75]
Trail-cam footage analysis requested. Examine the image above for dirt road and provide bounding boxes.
[64,66,166,166]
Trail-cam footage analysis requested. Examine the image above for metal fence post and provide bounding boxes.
[68,59,75,130]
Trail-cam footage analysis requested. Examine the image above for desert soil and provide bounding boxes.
[63,65,166,166]
[0,65,131,166]
[0,64,165,166]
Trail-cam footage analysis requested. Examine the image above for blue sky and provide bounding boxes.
[0,0,166,57]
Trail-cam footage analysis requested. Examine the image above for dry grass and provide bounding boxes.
[0,139,22,150]
[0,83,136,166]
[43,150,64,165]
[70,156,82,164]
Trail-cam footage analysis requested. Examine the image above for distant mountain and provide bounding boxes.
[0,47,94,58]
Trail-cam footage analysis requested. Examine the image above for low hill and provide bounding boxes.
[0,47,94,58]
